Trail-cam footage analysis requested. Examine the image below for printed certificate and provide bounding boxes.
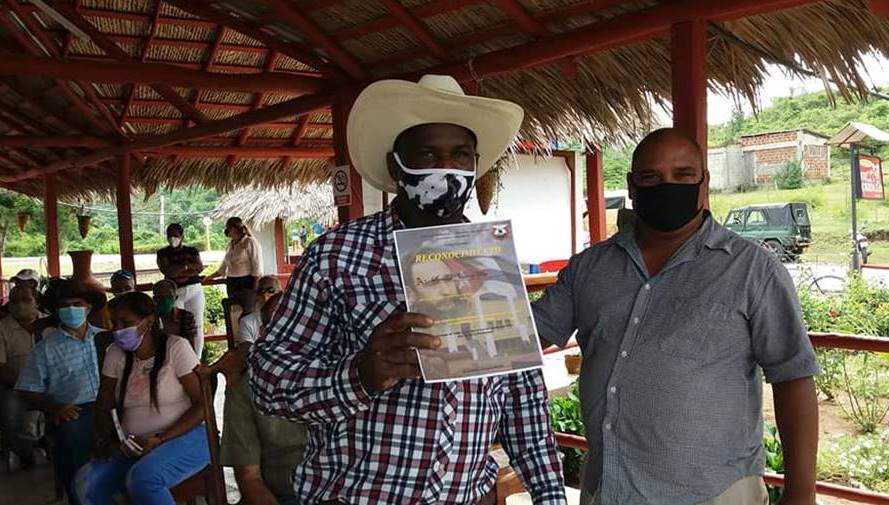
[394,220,544,382]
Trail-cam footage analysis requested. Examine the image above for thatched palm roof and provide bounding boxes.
[212,183,335,228]
[0,0,886,198]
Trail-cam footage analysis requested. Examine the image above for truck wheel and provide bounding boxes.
[763,240,785,261]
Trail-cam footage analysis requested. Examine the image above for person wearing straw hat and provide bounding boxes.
[15,279,105,505]
[250,75,566,505]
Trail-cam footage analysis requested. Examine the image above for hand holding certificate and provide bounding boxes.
[394,220,544,382]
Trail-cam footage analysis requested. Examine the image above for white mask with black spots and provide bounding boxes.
[393,152,476,218]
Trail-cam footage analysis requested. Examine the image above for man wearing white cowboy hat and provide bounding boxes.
[250,75,566,505]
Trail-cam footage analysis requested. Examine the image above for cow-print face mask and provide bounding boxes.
[393,152,476,218]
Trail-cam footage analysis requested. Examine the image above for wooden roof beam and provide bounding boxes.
[490,0,579,80]
[867,0,889,16]
[0,5,120,136]
[187,25,228,128]
[47,1,210,125]
[377,0,448,60]
[164,0,339,77]
[282,114,312,167]
[425,0,817,82]
[364,0,628,71]
[145,145,333,158]
[0,91,335,183]
[65,54,322,77]
[334,0,479,40]
[19,4,218,29]
[229,51,282,165]
[120,0,164,127]
[124,117,332,129]
[492,0,545,35]
[263,0,368,80]
[0,53,327,94]
[0,135,110,148]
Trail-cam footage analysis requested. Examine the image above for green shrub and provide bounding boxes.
[203,285,226,335]
[818,431,889,492]
[775,158,804,190]
[838,352,889,433]
[201,341,225,365]
[548,381,585,485]
[763,422,784,504]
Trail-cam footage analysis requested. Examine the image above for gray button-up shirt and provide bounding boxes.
[533,215,820,505]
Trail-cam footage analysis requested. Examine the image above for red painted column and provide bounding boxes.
[273,217,289,273]
[670,19,708,159]
[867,0,889,17]
[43,174,60,277]
[586,149,607,244]
[116,154,136,275]
[332,101,364,224]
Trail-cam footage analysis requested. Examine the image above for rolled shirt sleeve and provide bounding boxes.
[750,263,821,383]
[531,257,578,348]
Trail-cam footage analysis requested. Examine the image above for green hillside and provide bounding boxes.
[708,89,889,148]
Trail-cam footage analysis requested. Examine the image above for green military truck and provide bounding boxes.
[723,203,812,261]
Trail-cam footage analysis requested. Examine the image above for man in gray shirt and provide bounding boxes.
[533,128,820,505]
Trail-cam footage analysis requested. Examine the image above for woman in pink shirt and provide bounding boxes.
[75,292,208,505]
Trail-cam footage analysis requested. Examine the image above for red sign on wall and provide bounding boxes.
[858,155,885,200]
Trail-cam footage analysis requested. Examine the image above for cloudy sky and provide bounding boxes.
[706,52,889,126]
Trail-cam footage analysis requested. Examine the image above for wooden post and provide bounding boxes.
[273,217,288,273]
[670,19,708,158]
[116,154,136,275]
[43,174,60,277]
[332,100,364,223]
[586,149,607,244]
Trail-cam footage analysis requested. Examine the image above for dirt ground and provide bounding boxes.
[762,387,870,505]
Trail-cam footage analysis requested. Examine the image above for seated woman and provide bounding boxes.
[75,292,208,505]
[152,280,198,355]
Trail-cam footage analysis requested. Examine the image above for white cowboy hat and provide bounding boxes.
[347,75,524,193]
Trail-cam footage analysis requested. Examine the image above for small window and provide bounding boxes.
[746,210,766,226]
[726,212,743,225]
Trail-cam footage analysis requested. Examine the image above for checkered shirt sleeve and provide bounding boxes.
[248,250,373,424]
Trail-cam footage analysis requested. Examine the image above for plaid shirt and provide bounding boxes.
[249,207,565,505]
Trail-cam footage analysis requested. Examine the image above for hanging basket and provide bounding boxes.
[476,167,501,215]
[16,212,29,232]
[77,214,92,239]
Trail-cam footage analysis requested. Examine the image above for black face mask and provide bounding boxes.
[632,179,703,232]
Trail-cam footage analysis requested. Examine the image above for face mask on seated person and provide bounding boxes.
[155,298,175,316]
[58,306,87,329]
[112,321,147,352]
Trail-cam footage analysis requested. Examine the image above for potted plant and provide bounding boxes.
[564,352,582,375]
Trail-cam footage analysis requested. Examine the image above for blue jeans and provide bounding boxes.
[75,424,209,505]
[48,402,94,505]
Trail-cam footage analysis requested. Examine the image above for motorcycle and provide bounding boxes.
[856,232,870,265]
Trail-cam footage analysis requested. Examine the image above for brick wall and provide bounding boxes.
[740,130,798,147]
[803,145,830,179]
[754,146,798,183]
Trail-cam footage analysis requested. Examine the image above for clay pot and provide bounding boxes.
[68,250,105,293]
[17,212,29,232]
[77,215,91,239]
[564,353,582,375]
